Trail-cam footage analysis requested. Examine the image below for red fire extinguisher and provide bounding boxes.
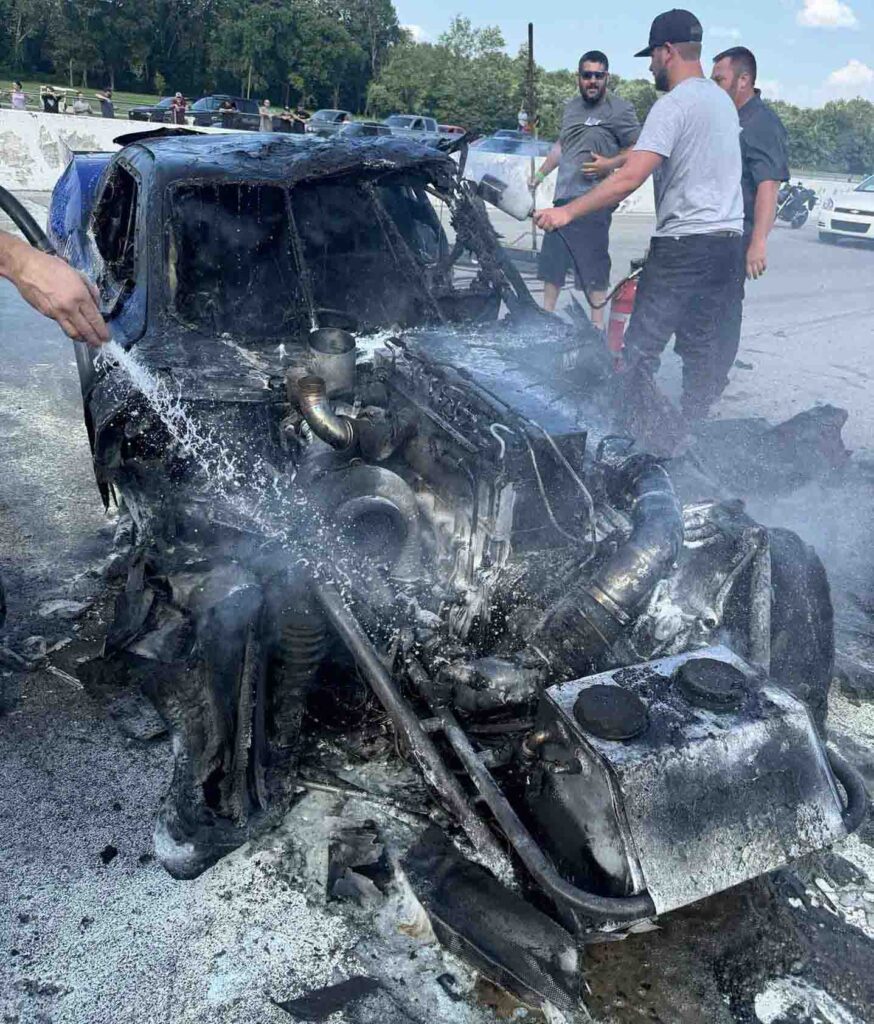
[606,258,645,371]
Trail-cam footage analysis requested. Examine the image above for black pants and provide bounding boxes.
[712,234,750,394]
[623,233,743,417]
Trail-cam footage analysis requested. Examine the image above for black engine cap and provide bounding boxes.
[674,658,747,711]
[573,684,649,740]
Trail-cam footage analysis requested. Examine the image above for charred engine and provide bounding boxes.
[84,321,865,925]
[67,137,864,924]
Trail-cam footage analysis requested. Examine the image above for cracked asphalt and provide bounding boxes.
[2,199,874,1024]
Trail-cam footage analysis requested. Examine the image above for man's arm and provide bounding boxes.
[746,180,779,280]
[532,141,562,186]
[0,231,109,347]
[582,146,634,178]
[535,149,662,231]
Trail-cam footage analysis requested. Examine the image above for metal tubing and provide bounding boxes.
[297,376,355,450]
[405,656,657,925]
[312,581,510,873]
[827,749,869,833]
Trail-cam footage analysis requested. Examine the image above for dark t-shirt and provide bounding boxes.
[42,94,60,114]
[738,92,789,234]
[555,92,641,201]
[100,97,115,118]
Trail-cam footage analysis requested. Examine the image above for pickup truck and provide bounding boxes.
[383,113,441,147]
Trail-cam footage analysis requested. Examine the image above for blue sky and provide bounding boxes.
[395,0,874,108]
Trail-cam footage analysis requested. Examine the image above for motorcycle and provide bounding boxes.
[777,181,817,229]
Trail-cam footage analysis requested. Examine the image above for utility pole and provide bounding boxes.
[527,23,538,253]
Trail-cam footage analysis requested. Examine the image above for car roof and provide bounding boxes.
[118,133,455,188]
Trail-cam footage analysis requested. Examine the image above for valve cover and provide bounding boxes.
[526,646,847,916]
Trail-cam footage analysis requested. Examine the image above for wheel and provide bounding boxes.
[768,527,833,732]
[819,231,838,244]
[791,210,808,229]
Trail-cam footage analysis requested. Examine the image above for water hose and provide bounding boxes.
[0,185,56,254]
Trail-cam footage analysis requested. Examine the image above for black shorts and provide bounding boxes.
[537,200,612,291]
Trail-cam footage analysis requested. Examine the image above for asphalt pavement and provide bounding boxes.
[2,197,874,1024]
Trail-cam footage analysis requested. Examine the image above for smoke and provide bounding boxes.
[745,466,874,662]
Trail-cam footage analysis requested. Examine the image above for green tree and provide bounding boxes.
[613,77,658,123]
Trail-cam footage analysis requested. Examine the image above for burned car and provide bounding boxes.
[45,133,865,956]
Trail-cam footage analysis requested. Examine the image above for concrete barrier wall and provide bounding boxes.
[0,109,231,192]
[1,108,864,210]
[0,109,127,190]
[461,148,862,218]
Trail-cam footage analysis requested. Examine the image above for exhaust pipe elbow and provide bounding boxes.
[297,375,355,451]
[533,455,684,667]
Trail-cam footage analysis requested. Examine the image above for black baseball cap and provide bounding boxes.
[634,9,703,57]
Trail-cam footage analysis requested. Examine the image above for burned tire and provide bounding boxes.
[768,527,833,732]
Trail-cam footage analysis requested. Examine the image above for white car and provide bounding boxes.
[818,174,874,243]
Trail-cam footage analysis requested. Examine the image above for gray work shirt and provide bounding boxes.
[634,77,743,237]
[554,92,641,202]
[738,92,789,234]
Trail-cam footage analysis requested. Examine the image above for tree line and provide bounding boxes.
[2,2,871,175]
[0,0,404,110]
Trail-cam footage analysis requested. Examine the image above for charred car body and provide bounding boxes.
[46,133,865,948]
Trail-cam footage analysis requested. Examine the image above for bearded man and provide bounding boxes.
[532,50,641,324]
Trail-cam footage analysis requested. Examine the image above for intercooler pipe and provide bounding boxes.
[534,456,683,665]
[297,375,355,450]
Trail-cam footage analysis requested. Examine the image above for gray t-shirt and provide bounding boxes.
[555,93,641,202]
[634,77,743,236]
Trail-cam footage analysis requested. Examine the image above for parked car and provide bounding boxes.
[818,174,874,244]
[306,109,352,137]
[383,114,441,147]
[188,95,260,130]
[127,97,175,123]
[340,120,392,138]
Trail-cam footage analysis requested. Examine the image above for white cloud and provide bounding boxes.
[757,78,783,99]
[402,24,429,43]
[825,58,874,97]
[797,0,858,28]
[710,26,742,40]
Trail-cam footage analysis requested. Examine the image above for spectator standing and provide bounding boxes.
[170,92,187,125]
[535,10,744,421]
[40,85,62,114]
[9,81,28,110]
[258,99,273,132]
[95,88,115,118]
[218,98,237,130]
[711,46,789,393]
[277,107,293,133]
[290,105,309,134]
[70,91,92,115]
[532,51,640,326]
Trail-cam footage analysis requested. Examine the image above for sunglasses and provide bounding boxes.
[580,70,607,81]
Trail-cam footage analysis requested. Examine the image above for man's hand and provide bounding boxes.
[534,207,572,232]
[4,239,109,347]
[746,237,767,280]
[582,153,613,178]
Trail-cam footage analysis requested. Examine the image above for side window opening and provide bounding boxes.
[92,165,139,295]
